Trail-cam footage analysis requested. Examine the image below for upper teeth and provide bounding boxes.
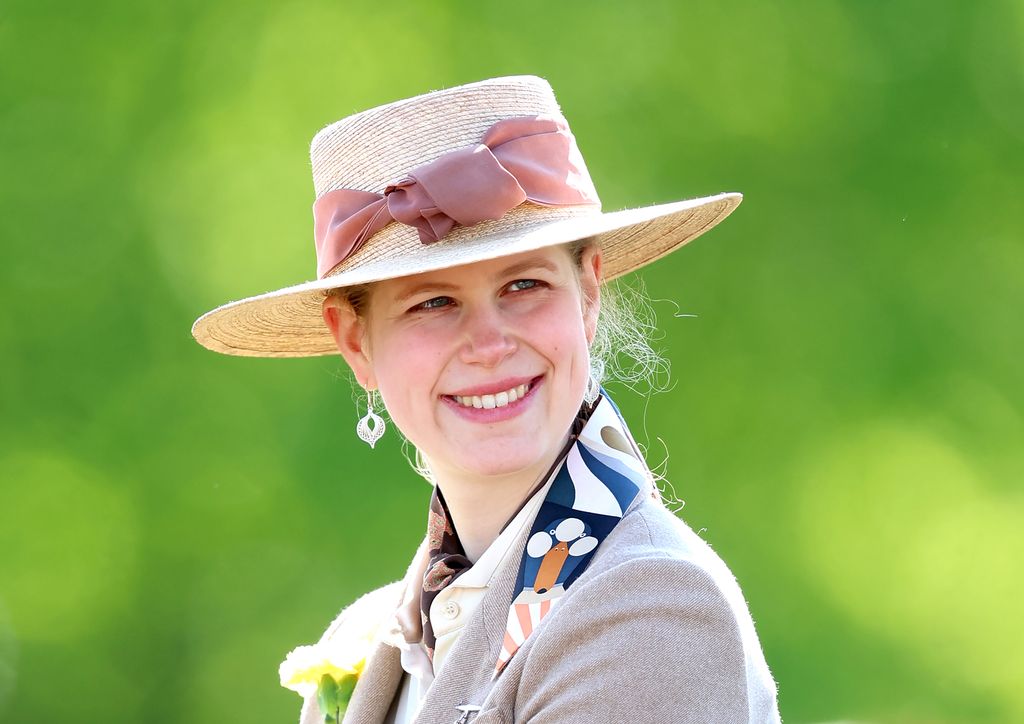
[453,383,529,410]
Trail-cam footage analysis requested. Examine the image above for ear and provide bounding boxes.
[579,245,603,345]
[322,295,377,390]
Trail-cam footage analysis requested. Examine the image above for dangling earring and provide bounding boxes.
[356,389,386,449]
[584,359,604,405]
[583,375,599,405]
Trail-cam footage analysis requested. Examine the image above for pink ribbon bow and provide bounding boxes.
[312,115,600,278]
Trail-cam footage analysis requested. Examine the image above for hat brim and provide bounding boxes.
[191,191,741,358]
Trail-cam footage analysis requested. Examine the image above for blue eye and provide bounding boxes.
[508,279,540,292]
[415,296,452,311]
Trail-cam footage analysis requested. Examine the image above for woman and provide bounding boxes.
[192,76,781,723]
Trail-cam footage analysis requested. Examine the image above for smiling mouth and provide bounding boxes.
[448,379,538,410]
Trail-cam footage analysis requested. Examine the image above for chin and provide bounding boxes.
[467,457,539,479]
[456,444,549,479]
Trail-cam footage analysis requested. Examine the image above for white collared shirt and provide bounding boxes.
[385,475,555,724]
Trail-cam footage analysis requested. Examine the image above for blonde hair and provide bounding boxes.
[566,238,668,393]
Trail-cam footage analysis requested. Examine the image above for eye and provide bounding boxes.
[411,296,453,312]
[507,279,542,293]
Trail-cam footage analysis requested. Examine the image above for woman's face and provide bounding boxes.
[323,244,602,483]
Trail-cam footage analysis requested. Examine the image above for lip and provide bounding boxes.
[445,376,538,398]
[441,375,544,423]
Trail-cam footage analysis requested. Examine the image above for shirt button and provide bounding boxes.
[441,600,461,620]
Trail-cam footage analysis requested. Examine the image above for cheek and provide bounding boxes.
[368,328,444,423]
[524,298,591,368]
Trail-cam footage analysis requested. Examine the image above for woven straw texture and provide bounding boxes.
[191,76,742,358]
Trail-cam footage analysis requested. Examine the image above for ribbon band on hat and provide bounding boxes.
[312,115,601,279]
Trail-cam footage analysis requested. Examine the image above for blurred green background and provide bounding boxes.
[2,1,1022,722]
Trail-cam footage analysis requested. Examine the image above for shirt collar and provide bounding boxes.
[389,399,596,643]
[451,471,556,589]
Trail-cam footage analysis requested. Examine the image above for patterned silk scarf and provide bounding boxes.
[419,488,473,661]
[419,400,594,662]
[418,392,650,675]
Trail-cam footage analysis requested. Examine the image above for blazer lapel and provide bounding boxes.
[342,537,431,724]
[411,394,653,723]
[412,521,530,724]
[342,637,403,724]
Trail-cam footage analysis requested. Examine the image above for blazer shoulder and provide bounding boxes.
[565,496,782,722]
[517,551,780,723]
[596,495,755,606]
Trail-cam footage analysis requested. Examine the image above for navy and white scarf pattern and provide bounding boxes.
[493,392,649,676]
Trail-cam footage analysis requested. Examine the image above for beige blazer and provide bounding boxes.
[299,489,782,724]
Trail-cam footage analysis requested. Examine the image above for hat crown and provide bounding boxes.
[310,76,574,198]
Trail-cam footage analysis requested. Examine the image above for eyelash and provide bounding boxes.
[410,279,543,312]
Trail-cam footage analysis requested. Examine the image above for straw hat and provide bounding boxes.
[191,75,741,358]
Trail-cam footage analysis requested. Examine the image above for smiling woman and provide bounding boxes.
[191,76,781,723]
[325,246,600,564]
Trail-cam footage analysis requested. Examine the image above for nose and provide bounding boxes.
[458,302,517,367]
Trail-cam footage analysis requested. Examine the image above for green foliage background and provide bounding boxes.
[2,1,1022,722]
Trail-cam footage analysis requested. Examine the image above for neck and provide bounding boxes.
[430,434,571,563]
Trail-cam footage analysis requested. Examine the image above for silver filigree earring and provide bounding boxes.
[584,359,604,405]
[356,389,386,449]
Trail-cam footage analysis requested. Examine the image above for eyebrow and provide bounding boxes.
[392,256,561,305]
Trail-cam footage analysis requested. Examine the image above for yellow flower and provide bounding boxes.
[279,602,387,699]
[278,644,366,698]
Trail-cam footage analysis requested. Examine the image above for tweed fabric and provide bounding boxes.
[300,491,782,723]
